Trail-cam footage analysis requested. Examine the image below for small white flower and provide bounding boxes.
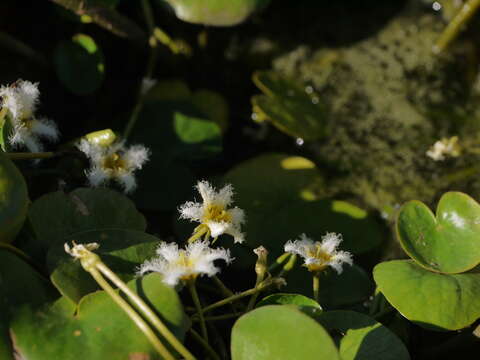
[0,80,59,152]
[140,77,157,96]
[137,240,233,286]
[426,136,461,161]
[77,139,150,193]
[179,180,246,243]
[284,233,353,274]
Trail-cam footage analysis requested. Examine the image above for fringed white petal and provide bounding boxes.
[30,118,60,141]
[178,201,203,221]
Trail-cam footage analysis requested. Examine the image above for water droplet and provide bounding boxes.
[305,85,314,94]
[296,138,304,146]
[251,113,258,121]
[432,2,442,11]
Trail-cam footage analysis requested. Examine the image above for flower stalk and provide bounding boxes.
[188,280,209,343]
[65,242,196,360]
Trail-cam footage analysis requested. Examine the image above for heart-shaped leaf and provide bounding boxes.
[28,188,146,250]
[49,229,159,303]
[397,192,480,273]
[0,151,29,244]
[373,260,480,331]
[231,305,340,360]
[315,311,410,360]
[10,273,189,360]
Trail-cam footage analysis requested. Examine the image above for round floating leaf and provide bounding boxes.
[11,273,189,360]
[0,250,54,360]
[0,152,29,244]
[191,89,229,132]
[49,229,159,303]
[252,71,328,141]
[28,188,146,250]
[54,34,104,95]
[164,0,271,26]
[231,305,340,360]
[373,260,480,331]
[283,264,373,309]
[223,153,384,256]
[256,293,322,317]
[397,192,480,273]
[134,101,222,161]
[316,311,410,360]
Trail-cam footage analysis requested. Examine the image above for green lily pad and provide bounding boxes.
[164,0,271,26]
[252,71,328,141]
[256,293,322,317]
[0,152,29,244]
[54,34,104,95]
[315,311,410,360]
[28,188,146,250]
[397,192,480,273]
[49,229,159,303]
[0,249,55,360]
[10,273,189,360]
[373,260,480,331]
[222,153,384,256]
[231,305,340,360]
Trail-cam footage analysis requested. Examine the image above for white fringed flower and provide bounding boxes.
[137,240,233,286]
[284,233,353,274]
[77,139,150,193]
[0,80,59,152]
[179,180,246,243]
[426,136,461,161]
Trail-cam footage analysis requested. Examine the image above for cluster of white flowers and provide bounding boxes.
[0,80,59,152]
[179,180,246,244]
[137,240,233,286]
[426,136,461,161]
[285,233,353,274]
[77,139,150,193]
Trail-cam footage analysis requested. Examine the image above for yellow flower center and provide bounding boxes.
[202,203,232,224]
[305,245,332,272]
[174,251,198,281]
[102,153,126,172]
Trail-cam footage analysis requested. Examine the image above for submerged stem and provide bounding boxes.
[189,328,221,360]
[434,0,480,53]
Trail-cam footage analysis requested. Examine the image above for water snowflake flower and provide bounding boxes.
[137,240,233,286]
[284,233,353,274]
[77,139,150,193]
[0,80,59,152]
[179,180,246,244]
[426,136,461,161]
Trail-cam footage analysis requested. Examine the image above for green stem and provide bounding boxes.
[0,32,48,66]
[189,328,221,360]
[96,263,195,360]
[437,164,480,185]
[192,312,244,322]
[123,0,158,140]
[7,152,55,160]
[199,278,282,315]
[88,268,175,360]
[188,280,209,343]
[212,275,235,298]
[434,0,480,53]
[313,273,320,303]
[246,272,264,311]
